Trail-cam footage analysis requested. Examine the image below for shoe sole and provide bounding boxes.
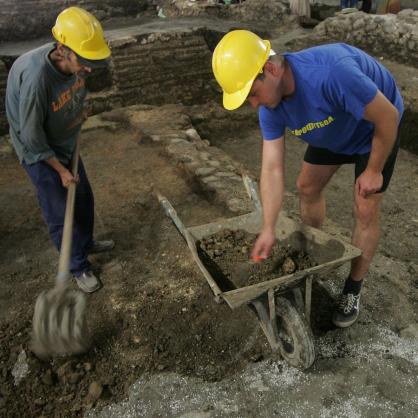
[75,278,102,294]
[332,314,359,328]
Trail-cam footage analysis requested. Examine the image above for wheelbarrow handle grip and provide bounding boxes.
[156,192,192,244]
[57,140,80,281]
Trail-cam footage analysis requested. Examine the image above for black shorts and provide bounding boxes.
[303,131,401,193]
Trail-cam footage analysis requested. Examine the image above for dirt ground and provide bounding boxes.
[1,19,418,418]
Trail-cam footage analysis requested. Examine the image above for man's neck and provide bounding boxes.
[282,58,295,99]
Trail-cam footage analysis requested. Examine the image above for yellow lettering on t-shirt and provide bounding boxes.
[290,116,335,137]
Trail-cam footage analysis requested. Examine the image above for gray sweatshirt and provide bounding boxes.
[5,43,87,165]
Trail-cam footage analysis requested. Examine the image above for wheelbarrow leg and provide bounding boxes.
[249,290,315,370]
[249,291,281,353]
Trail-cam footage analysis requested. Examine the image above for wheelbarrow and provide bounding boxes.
[156,175,361,369]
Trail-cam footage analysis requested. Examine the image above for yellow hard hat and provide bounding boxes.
[212,30,271,110]
[52,7,111,61]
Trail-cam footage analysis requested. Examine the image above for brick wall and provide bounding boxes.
[0,29,217,135]
[110,31,215,107]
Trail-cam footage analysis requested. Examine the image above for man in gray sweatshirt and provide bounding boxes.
[6,7,114,293]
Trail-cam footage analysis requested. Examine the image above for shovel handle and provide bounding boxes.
[57,140,80,281]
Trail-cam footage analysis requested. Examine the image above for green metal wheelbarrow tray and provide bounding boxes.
[156,175,361,369]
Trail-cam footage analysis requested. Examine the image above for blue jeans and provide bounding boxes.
[341,0,358,7]
[23,158,94,276]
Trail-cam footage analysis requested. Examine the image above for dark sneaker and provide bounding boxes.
[332,293,360,328]
[74,271,102,293]
[88,240,115,254]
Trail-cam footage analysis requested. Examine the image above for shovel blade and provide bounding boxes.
[31,286,89,359]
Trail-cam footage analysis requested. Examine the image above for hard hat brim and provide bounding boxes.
[223,79,253,111]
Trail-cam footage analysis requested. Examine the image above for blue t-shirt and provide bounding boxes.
[259,43,404,155]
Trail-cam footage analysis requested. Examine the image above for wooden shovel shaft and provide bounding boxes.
[57,140,80,280]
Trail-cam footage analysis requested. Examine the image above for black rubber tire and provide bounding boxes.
[275,296,315,370]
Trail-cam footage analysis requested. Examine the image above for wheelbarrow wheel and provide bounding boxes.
[275,296,315,369]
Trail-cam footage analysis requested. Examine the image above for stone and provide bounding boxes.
[56,361,76,382]
[41,370,54,386]
[399,324,418,339]
[353,19,365,31]
[68,372,83,385]
[199,151,211,161]
[398,9,414,19]
[88,381,103,402]
[208,160,221,168]
[282,257,296,274]
[84,362,93,372]
[201,175,218,184]
[195,167,216,176]
[185,128,201,141]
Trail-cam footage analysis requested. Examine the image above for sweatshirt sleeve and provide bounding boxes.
[19,82,55,163]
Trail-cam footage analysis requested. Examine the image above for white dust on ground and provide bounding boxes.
[87,325,418,418]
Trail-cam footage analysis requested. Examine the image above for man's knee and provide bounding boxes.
[353,199,380,227]
[296,176,321,199]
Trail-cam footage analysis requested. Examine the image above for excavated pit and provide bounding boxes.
[1,15,418,418]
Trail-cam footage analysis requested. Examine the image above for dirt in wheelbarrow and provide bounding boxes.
[197,229,316,289]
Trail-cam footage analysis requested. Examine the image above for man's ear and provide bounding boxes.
[264,60,283,78]
[55,43,66,59]
[56,43,72,60]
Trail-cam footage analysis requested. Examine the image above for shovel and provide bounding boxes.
[31,140,89,358]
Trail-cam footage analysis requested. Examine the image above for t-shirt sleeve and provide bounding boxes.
[258,106,285,140]
[323,58,378,121]
[19,82,55,163]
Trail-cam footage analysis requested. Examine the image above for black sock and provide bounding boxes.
[343,277,363,295]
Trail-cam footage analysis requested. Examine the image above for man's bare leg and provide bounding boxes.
[296,162,341,227]
[333,191,384,327]
[350,191,383,280]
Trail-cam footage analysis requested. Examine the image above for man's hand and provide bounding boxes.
[251,228,277,262]
[356,168,383,198]
[45,156,79,188]
[59,169,79,188]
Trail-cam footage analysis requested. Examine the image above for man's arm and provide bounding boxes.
[19,86,77,188]
[251,136,286,261]
[358,91,400,197]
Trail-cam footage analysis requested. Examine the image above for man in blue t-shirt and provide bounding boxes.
[212,30,403,328]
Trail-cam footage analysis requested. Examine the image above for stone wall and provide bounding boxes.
[0,0,149,42]
[110,31,215,107]
[0,29,217,135]
[161,0,288,23]
[314,9,418,66]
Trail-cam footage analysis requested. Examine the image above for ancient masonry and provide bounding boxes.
[0,29,218,137]
[119,104,255,214]
[314,9,418,66]
[151,127,254,214]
